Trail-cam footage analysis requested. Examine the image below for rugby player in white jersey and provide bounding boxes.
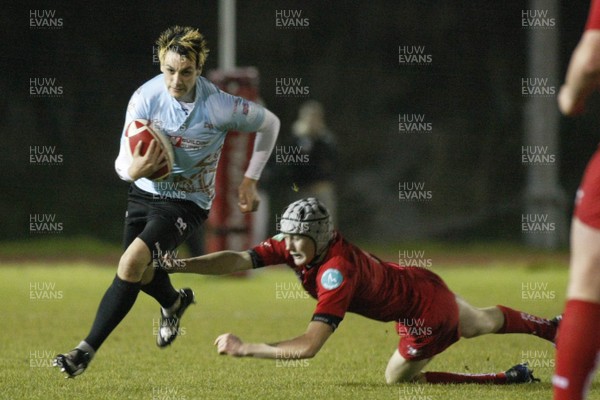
[54,26,280,377]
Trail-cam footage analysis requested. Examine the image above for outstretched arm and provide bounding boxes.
[214,321,333,359]
[165,250,253,275]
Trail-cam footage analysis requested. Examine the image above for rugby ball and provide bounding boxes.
[125,119,174,181]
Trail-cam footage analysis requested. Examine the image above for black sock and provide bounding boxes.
[141,268,179,309]
[84,275,141,350]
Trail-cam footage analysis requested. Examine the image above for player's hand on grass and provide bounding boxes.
[128,139,168,181]
[215,333,245,357]
[238,177,260,213]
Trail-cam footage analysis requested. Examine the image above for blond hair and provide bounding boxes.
[156,25,209,69]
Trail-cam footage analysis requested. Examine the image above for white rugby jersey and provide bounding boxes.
[115,74,269,210]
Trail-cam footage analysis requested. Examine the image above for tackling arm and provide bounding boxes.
[167,250,253,275]
[214,321,333,359]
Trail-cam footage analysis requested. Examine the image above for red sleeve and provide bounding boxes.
[250,235,294,267]
[313,258,355,321]
[587,0,600,30]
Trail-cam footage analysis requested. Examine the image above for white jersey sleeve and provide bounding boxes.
[245,109,280,180]
[205,91,265,133]
[205,90,278,180]
[114,140,133,182]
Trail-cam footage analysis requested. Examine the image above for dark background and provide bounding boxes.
[3,1,598,246]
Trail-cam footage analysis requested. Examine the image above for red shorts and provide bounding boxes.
[395,272,460,361]
[574,146,600,229]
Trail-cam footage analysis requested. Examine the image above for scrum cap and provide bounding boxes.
[280,198,333,256]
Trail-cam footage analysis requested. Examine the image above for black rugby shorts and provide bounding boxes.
[122,184,208,259]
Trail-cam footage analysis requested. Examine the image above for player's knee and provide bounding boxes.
[385,362,421,384]
[384,369,418,384]
[118,253,148,281]
[384,370,401,384]
[385,364,400,384]
[384,373,397,384]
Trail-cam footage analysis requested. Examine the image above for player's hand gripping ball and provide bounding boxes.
[125,119,174,181]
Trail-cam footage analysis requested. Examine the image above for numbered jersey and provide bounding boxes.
[118,74,265,210]
[250,232,451,329]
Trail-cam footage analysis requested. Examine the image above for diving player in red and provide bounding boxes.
[554,0,600,398]
[166,198,559,384]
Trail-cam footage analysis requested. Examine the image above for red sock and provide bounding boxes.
[553,299,600,400]
[496,305,557,342]
[424,371,507,384]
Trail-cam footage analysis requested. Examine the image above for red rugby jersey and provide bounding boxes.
[250,232,449,329]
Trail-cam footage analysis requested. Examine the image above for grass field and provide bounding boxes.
[2,260,599,400]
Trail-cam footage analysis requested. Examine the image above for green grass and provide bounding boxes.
[0,236,122,258]
[1,262,599,400]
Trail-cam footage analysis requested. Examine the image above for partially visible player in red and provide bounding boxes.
[166,198,560,384]
[553,1,600,398]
